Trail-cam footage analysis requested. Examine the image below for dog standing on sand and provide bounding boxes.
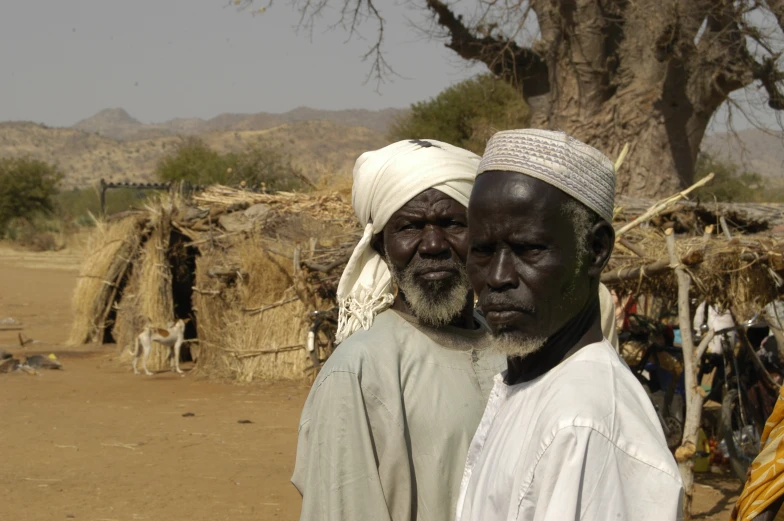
[131,318,189,376]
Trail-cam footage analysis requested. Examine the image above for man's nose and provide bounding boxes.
[418,225,450,257]
[487,249,518,290]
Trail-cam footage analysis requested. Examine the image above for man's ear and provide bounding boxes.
[586,220,614,277]
[371,231,385,257]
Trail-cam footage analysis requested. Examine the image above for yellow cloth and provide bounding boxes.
[732,387,784,520]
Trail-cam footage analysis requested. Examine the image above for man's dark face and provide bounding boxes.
[376,188,470,325]
[467,172,595,347]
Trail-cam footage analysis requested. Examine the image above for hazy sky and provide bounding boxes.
[0,0,779,134]
[0,0,484,127]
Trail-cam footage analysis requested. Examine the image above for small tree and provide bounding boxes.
[388,74,530,154]
[156,137,233,186]
[229,145,310,191]
[0,157,63,235]
[156,137,309,191]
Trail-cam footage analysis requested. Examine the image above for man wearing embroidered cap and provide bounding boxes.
[455,130,683,521]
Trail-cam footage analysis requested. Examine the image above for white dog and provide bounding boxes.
[131,318,190,376]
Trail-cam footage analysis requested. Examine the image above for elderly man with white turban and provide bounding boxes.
[291,138,505,521]
[291,138,619,521]
[455,130,683,521]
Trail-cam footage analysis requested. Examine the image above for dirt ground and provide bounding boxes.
[0,244,742,521]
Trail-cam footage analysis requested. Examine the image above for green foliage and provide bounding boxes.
[0,156,63,236]
[694,154,784,203]
[388,74,530,155]
[56,187,149,223]
[155,137,307,191]
[156,137,232,186]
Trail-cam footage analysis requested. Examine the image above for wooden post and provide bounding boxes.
[666,229,713,520]
[99,178,107,218]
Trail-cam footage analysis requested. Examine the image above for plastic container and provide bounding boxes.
[694,428,711,473]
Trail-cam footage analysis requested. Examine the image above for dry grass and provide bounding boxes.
[193,237,312,382]
[67,215,147,346]
[606,228,784,319]
[114,204,176,371]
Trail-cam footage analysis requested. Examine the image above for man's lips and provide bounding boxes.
[415,267,458,281]
[482,305,534,325]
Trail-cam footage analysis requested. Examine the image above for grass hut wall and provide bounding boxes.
[67,214,148,346]
[69,186,357,381]
[113,206,177,372]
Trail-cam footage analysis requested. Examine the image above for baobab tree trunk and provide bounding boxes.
[283,0,784,198]
[423,0,774,198]
[529,91,711,197]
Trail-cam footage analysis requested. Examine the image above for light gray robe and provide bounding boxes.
[291,309,506,521]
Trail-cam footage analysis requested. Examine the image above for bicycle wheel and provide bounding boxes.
[720,388,762,481]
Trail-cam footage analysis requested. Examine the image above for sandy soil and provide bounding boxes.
[0,244,742,521]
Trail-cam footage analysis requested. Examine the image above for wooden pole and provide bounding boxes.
[666,228,706,520]
[99,178,107,218]
[615,173,715,239]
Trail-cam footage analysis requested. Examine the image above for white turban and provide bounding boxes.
[335,139,480,344]
[477,129,616,222]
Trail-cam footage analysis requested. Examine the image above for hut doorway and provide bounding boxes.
[169,229,198,362]
[102,266,133,345]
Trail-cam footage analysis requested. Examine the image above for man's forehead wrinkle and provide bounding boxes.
[395,194,463,219]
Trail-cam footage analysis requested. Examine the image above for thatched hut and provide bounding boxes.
[604,194,784,320]
[68,186,359,380]
[69,181,784,382]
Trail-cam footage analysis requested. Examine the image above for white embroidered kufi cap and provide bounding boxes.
[477,129,616,222]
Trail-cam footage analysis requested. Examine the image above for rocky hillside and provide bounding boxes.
[0,119,389,188]
[71,107,405,142]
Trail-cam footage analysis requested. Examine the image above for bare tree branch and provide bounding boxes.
[425,0,549,97]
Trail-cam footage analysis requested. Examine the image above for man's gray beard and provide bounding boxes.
[489,332,548,359]
[386,254,471,328]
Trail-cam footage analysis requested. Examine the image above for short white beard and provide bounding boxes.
[490,332,547,359]
[387,254,471,328]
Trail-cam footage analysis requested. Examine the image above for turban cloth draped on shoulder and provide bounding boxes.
[335,139,480,344]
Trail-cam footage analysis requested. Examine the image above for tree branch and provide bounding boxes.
[425,0,550,97]
[763,0,784,34]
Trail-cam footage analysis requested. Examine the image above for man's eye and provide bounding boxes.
[471,246,493,256]
[511,244,546,254]
[399,223,419,231]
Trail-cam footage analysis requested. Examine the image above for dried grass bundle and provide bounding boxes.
[605,227,784,318]
[193,185,355,222]
[114,205,175,371]
[193,236,311,382]
[67,214,147,346]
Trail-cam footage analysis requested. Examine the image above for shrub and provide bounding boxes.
[0,156,63,236]
[694,154,783,203]
[155,138,308,191]
[388,74,530,155]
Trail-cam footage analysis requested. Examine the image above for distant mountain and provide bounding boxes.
[72,108,145,140]
[69,106,407,142]
[702,129,784,179]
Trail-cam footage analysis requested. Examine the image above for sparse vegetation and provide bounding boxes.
[388,74,529,155]
[0,156,63,236]
[694,154,784,203]
[156,137,309,191]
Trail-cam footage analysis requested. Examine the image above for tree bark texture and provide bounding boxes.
[424,0,784,198]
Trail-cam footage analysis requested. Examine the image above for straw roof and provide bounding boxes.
[69,183,784,381]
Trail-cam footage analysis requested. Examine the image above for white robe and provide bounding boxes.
[455,340,684,521]
[292,309,506,521]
